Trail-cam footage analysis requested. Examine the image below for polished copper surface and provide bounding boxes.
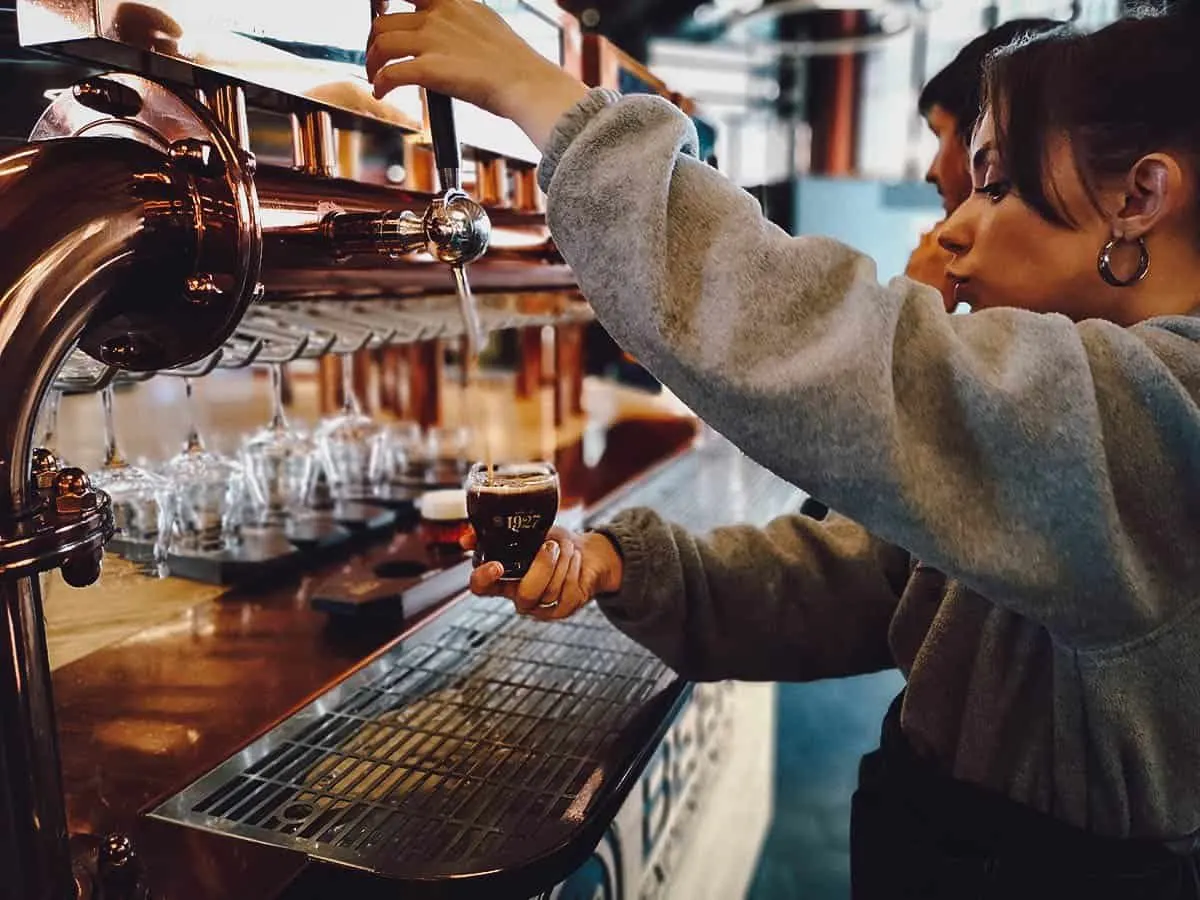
[52,417,696,900]
[253,163,571,297]
[0,131,259,900]
[553,325,586,426]
[17,0,567,161]
[29,73,263,373]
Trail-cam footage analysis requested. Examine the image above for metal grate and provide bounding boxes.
[151,594,677,881]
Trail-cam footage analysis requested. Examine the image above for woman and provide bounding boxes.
[368,4,1200,896]
[907,17,1058,310]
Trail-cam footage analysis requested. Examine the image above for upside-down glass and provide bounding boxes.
[161,377,247,553]
[242,363,317,526]
[373,419,425,486]
[36,388,66,463]
[429,424,472,473]
[89,384,176,576]
[466,461,559,581]
[315,353,384,500]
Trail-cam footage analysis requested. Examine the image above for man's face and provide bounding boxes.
[924,104,973,215]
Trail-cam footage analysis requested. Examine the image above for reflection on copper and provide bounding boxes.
[95,718,200,754]
[0,159,34,180]
[109,2,183,55]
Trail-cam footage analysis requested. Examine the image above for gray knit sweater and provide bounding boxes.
[536,89,1200,842]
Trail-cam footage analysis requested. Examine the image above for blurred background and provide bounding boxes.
[560,0,1120,282]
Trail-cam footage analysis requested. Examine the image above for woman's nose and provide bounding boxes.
[937,210,971,257]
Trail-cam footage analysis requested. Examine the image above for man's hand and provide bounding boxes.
[906,223,957,313]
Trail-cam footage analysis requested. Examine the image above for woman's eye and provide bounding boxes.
[974,180,1011,203]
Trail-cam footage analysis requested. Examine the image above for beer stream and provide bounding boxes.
[453,266,494,484]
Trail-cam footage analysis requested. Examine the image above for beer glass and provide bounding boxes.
[466,462,559,581]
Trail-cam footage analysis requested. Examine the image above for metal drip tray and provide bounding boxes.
[150,594,680,887]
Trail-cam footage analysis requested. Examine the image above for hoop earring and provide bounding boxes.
[1097,236,1150,288]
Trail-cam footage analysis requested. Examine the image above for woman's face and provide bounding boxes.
[937,110,1119,320]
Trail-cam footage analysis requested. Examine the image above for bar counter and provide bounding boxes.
[47,408,802,899]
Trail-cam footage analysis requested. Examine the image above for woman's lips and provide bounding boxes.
[951,278,975,308]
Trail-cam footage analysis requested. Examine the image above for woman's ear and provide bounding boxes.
[1112,153,1187,240]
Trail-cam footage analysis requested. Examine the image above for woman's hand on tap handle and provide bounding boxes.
[366,0,590,150]
[463,526,624,621]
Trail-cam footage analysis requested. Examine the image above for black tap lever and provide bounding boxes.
[427,91,461,193]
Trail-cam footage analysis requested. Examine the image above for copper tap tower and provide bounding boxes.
[0,61,495,897]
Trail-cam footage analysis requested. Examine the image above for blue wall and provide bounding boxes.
[794,177,942,284]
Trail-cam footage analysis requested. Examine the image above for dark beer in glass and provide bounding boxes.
[466,462,559,581]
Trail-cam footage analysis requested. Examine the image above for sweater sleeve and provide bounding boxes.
[539,90,1200,651]
[591,509,909,682]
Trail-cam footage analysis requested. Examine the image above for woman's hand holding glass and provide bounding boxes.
[464,526,624,620]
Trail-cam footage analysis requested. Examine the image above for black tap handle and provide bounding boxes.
[427,90,461,192]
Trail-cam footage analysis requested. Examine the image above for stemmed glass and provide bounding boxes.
[428,424,472,481]
[89,384,176,575]
[161,377,246,553]
[241,363,317,528]
[36,388,66,462]
[374,420,424,486]
[314,353,384,502]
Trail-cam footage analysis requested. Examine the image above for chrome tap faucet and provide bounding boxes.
[329,6,491,350]
[425,90,489,355]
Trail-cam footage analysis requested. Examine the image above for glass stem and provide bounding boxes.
[182,377,204,454]
[100,385,127,469]
[341,353,362,417]
[268,364,290,431]
[39,389,61,450]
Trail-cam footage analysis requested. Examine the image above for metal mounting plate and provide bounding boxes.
[29,73,262,372]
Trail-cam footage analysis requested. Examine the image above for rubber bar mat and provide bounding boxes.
[149,594,678,882]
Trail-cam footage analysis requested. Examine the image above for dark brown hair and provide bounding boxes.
[918,18,1061,143]
[984,3,1200,228]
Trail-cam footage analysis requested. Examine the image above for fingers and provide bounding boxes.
[531,550,586,621]
[366,27,425,82]
[372,58,432,99]
[543,525,573,545]
[468,560,508,596]
[513,541,562,613]
[459,528,476,551]
[540,539,575,606]
[468,533,593,623]
[371,9,428,36]
[561,550,588,614]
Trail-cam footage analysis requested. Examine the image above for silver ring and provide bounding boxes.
[536,599,560,610]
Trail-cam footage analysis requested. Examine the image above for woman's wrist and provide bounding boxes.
[584,531,625,595]
[500,61,590,151]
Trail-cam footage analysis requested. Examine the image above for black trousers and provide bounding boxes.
[850,695,1200,900]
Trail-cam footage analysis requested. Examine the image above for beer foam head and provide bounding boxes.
[421,489,468,521]
[470,462,557,493]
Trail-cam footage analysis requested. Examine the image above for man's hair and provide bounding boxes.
[918,18,1062,141]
